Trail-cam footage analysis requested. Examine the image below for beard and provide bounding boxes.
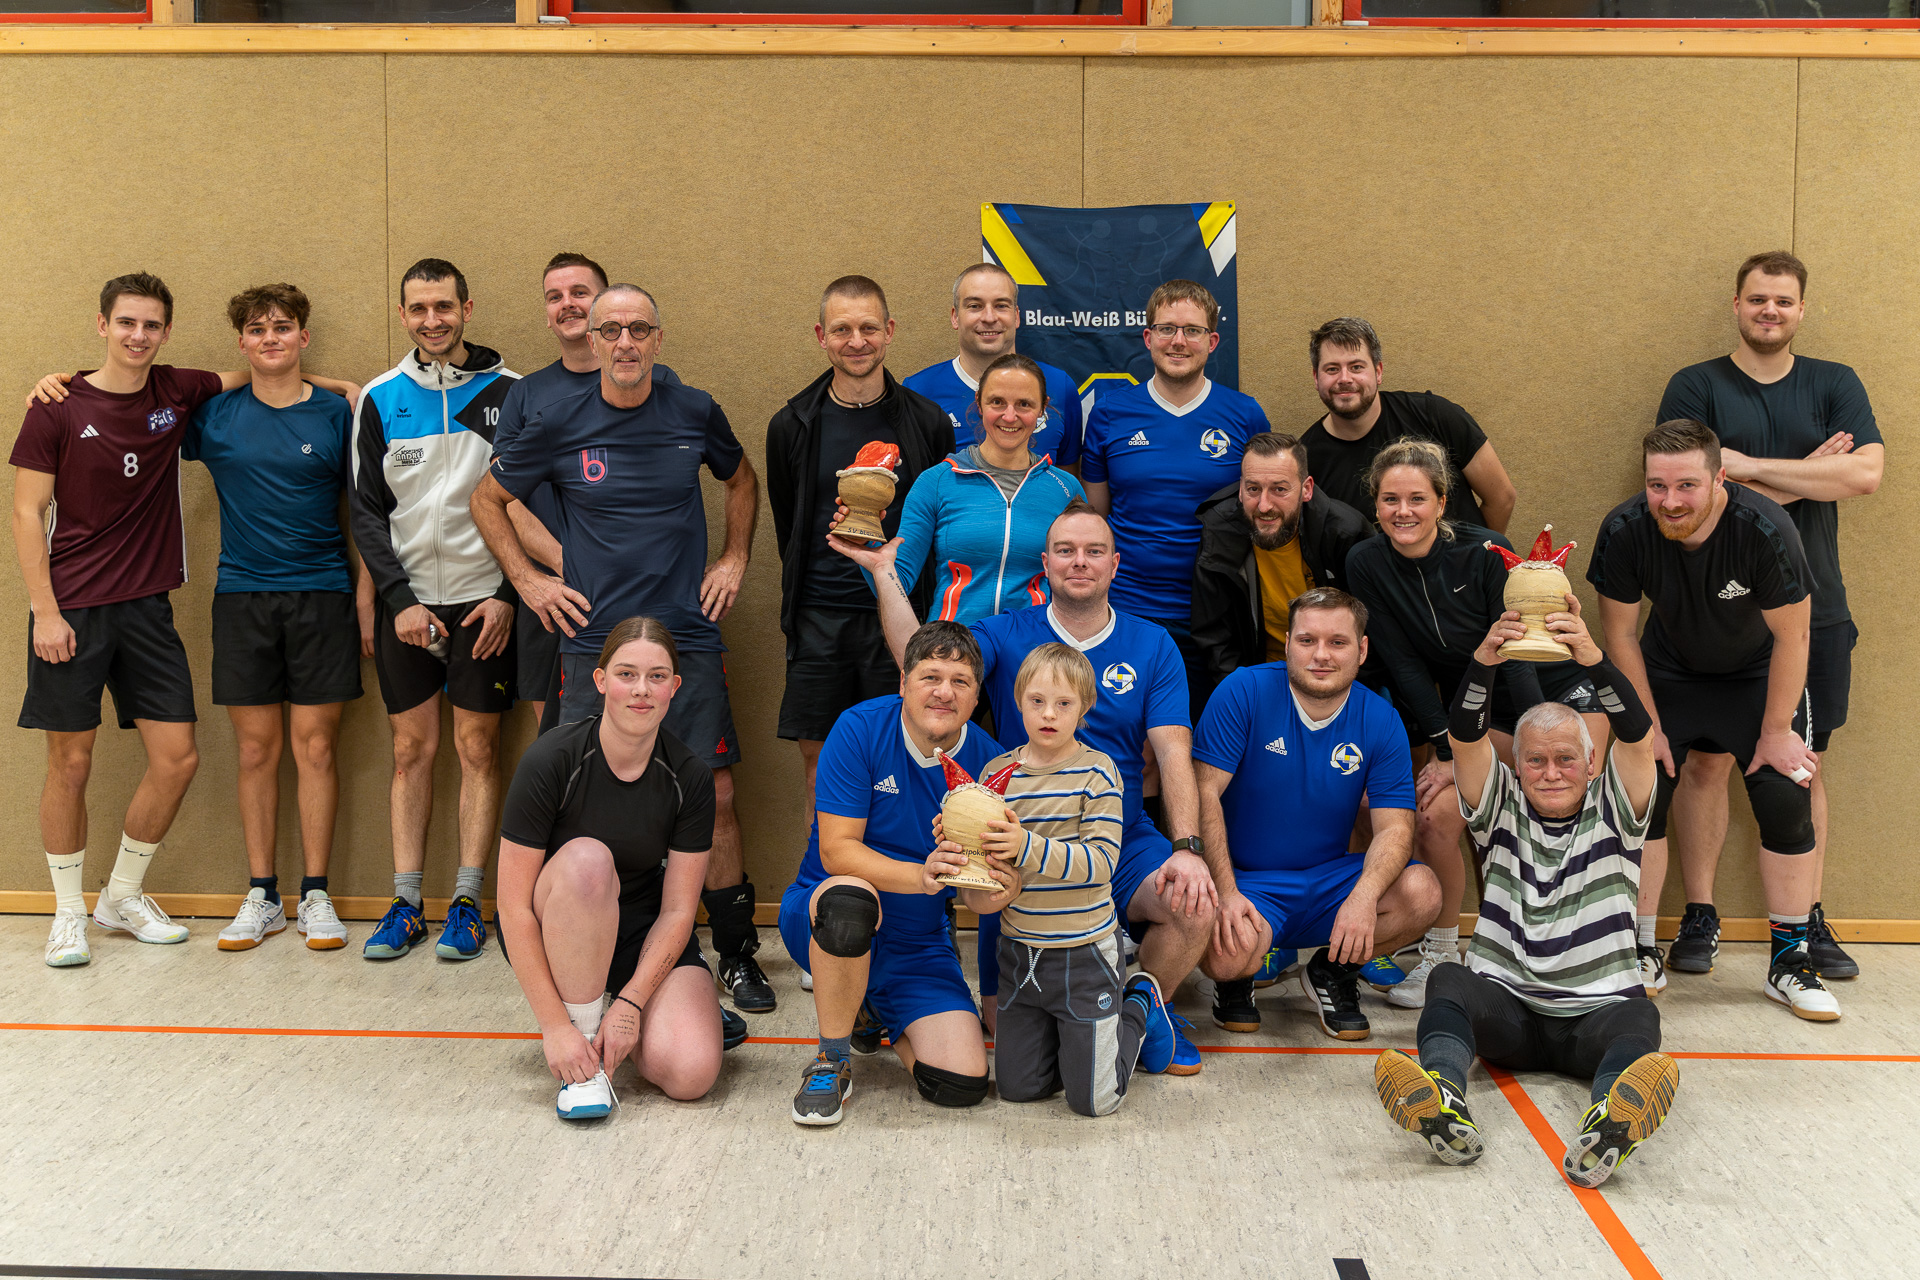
[1320,384,1378,421]
[1655,505,1711,542]
[1288,662,1353,703]
[1249,509,1301,551]
[1738,319,1794,356]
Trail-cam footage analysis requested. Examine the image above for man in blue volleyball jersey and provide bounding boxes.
[904,263,1083,468]
[1080,279,1272,719]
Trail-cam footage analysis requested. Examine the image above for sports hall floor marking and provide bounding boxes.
[0,1267,671,1279]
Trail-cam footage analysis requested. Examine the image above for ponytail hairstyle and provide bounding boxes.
[1365,437,1456,542]
[597,616,680,675]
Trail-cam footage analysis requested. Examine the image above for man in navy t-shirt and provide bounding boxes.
[1080,279,1271,720]
[903,263,1083,467]
[473,282,771,1012]
[777,621,1005,1126]
[1193,587,1436,1041]
[183,283,364,955]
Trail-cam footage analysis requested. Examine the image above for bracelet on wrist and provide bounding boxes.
[611,994,642,1016]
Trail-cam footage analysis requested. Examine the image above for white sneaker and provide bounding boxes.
[800,971,814,991]
[45,908,91,967]
[93,892,189,944]
[557,1070,616,1120]
[1765,946,1841,1021]
[217,887,287,951]
[296,890,348,950]
[1387,938,1456,1010]
[1638,945,1667,997]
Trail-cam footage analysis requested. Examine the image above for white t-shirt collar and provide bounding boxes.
[1291,684,1350,732]
[950,357,979,393]
[1148,376,1213,418]
[1046,602,1117,652]
[901,710,968,769]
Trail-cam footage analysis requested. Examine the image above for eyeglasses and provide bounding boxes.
[595,321,659,343]
[1148,324,1212,341]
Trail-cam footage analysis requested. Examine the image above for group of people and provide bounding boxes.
[12,248,1880,1188]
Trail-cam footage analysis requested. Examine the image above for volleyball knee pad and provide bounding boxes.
[811,884,880,958]
[1745,770,1816,855]
[913,1061,990,1108]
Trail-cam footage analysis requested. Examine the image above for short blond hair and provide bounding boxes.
[1013,642,1097,716]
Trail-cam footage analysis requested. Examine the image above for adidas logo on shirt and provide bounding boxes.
[873,775,900,795]
[1127,431,1150,447]
[80,425,99,439]
[1265,736,1288,755]
[1718,580,1751,600]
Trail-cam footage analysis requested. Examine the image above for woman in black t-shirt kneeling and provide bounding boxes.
[497,616,723,1119]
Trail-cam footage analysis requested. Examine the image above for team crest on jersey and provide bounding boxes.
[1199,428,1230,458]
[147,407,177,434]
[1102,663,1137,695]
[1330,742,1364,775]
[580,448,609,484]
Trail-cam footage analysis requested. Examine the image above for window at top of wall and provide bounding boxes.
[195,0,513,18]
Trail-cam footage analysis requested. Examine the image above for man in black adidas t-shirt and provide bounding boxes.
[1655,250,1884,981]
[1299,317,1516,534]
[1588,420,1839,1023]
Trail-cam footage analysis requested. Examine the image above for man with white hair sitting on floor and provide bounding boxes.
[1372,598,1678,1189]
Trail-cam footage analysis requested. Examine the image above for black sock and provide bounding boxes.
[703,880,759,961]
[1591,1036,1658,1104]
[1415,998,1476,1094]
[249,875,279,906]
[299,876,327,900]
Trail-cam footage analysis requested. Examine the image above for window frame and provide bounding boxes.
[1346,0,1920,26]
[0,0,147,20]
[548,0,1144,24]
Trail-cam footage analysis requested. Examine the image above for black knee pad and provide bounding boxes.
[1646,767,1677,841]
[1744,768,1816,855]
[913,1061,990,1108]
[811,884,879,958]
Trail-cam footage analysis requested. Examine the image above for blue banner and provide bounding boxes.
[981,201,1239,423]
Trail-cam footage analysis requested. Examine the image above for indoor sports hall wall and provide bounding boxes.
[0,52,1912,921]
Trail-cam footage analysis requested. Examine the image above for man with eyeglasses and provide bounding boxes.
[903,263,1083,468]
[490,253,683,727]
[471,284,772,1015]
[1081,279,1271,722]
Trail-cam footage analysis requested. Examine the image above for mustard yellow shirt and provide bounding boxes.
[1255,539,1314,661]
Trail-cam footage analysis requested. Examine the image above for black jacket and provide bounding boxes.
[766,368,954,655]
[1190,485,1372,705]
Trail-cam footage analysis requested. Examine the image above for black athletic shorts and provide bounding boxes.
[372,599,517,716]
[20,593,196,732]
[777,607,897,742]
[514,596,563,709]
[1807,621,1856,753]
[556,648,742,768]
[1535,661,1601,715]
[211,591,363,707]
[497,870,709,993]
[1645,670,1814,851]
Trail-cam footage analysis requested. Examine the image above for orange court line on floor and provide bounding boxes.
[1489,1066,1664,1280]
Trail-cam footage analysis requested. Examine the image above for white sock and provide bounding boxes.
[563,998,604,1041]
[1426,926,1459,955]
[1637,915,1659,949]
[106,834,161,904]
[46,851,86,915]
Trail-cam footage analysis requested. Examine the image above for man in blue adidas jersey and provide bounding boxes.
[903,263,1083,467]
[779,621,1006,1127]
[490,252,683,726]
[1195,587,1437,1041]
[834,500,1219,1075]
[1081,279,1272,720]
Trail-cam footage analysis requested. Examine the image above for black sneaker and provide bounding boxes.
[1301,948,1370,1041]
[851,999,885,1055]
[718,953,777,1013]
[721,1008,748,1051]
[1212,977,1260,1033]
[1807,903,1859,979]
[1666,903,1719,974]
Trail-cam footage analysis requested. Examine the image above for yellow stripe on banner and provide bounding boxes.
[980,204,1046,287]
[1198,201,1236,248]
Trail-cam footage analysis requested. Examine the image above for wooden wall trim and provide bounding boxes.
[3,23,1920,57]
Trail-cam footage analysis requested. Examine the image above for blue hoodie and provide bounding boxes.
[891,447,1085,623]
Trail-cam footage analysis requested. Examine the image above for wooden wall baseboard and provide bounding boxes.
[2,891,1915,942]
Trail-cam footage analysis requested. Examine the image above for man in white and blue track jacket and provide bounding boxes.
[349,258,519,965]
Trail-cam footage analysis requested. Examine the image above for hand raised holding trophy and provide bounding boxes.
[1484,525,1579,662]
[930,753,1020,891]
[831,441,903,548]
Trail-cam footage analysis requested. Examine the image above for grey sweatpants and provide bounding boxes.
[995,931,1146,1117]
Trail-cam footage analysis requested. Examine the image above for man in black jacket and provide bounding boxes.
[1191,432,1371,709]
[765,275,954,812]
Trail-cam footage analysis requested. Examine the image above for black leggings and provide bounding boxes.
[1418,963,1660,1103]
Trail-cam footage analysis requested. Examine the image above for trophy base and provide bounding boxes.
[935,854,1001,892]
[1499,635,1574,663]
[829,517,887,549]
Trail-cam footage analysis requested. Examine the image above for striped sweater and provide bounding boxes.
[986,743,1125,948]
[1462,754,1652,1014]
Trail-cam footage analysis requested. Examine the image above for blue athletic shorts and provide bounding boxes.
[1237,857,1368,952]
[1110,815,1173,942]
[778,881,977,1042]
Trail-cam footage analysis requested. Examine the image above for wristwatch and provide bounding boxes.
[1171,836,1205,857]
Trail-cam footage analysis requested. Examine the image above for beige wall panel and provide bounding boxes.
[1791,61,1920,919]
[1086,57,1805,916]
[0,56,390,900]
[382,55,1083,896]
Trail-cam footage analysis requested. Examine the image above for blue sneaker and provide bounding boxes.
[435,894,486,960]
[1253,945,1298,989]
[362,897,427,960]
[1166,1015,1203,1076]
[1362,955,1408,990]
[1125,973,1176,1074]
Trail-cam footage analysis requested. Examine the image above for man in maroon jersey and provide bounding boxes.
[12,272,355,968]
